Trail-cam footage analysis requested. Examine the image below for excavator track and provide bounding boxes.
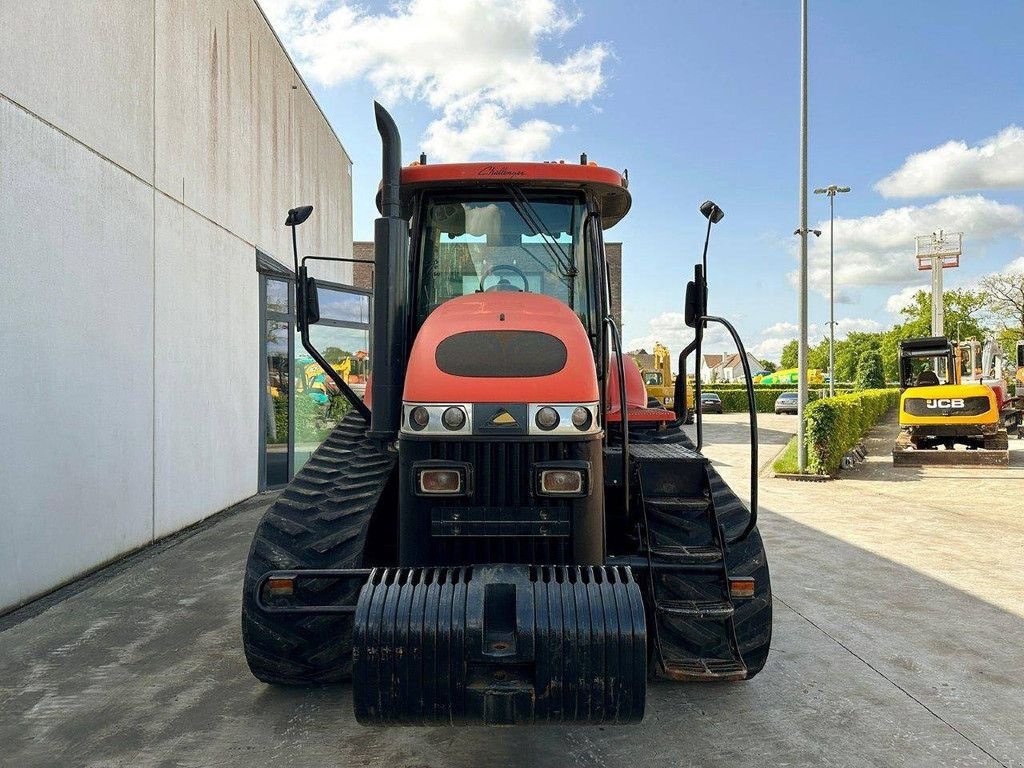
[892,427,1009,467]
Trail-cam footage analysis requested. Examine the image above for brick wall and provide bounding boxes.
[351,240,622,332]
[605,242,623,336]
[352,240,375,292]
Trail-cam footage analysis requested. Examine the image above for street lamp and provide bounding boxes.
[813,184,850,396]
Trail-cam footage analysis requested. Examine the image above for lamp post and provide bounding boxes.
[796,0,809,472]
[813,184,850,397]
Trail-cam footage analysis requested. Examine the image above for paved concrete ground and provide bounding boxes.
[1,414,1022,767]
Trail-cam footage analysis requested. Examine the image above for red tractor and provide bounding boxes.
[241,103,771,725]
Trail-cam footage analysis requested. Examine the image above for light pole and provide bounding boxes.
[797,0,809,472]
[814,184,850,397]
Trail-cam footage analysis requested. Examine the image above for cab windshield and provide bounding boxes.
[416,193,594,334]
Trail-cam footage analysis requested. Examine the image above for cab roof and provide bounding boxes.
[378,161,632,230]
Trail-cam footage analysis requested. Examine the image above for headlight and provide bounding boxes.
[442,406,467,430]
[571,406,592,430]
[401,403,473,435]
[527,404,599,435]
[409,406,430,430]
[535,406,560,431]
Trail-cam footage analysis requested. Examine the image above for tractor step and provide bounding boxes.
[658,599,734,619]
[647,544,722,565]
[643,496,710,512]
[661,657,747,682]
[628,443,706,498]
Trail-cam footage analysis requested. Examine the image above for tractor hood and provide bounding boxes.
[403,293,598,404]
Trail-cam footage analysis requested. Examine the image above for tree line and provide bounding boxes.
[778,271,1024,384]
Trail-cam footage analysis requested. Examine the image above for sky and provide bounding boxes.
[260,0,1024,366]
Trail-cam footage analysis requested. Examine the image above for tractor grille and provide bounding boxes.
[425,440,575,565]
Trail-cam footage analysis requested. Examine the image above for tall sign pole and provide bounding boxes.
[797,0,809,471]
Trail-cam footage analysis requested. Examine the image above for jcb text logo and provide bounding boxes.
[925,398,964,409]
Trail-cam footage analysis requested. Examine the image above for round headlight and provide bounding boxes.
[571,406,593,430]
[442,406,466,431]
[535,406,560,431]
[409,406,430,430]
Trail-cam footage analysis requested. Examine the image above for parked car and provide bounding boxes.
[774,391,798,414]
[699,392,723,414]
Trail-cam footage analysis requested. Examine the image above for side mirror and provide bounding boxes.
[296,266,320,329]
[1018,342,1024,368]
[304,276,320,326]
[684,280,702,327]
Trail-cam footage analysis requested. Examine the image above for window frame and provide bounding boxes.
[411,189,598,341]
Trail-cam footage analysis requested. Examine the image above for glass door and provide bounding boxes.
[260,276,294,489]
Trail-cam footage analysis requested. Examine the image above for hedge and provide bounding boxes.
[699,387,853,413]
[803,388,900,474]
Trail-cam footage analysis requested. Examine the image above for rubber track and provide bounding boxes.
[631,426,772,679]
[241,411,395,684]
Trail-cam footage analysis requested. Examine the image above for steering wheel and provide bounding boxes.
[479,264,529,293]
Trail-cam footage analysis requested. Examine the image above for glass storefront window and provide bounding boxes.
[293,323,371,473]
[259,263,372,485]
[266,278,290,314]
[264,318,291,487]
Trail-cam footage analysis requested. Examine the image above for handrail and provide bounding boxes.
[701,314,758,544]
[606,316,630,518]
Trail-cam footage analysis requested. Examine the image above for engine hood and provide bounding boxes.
[403,293,598,404]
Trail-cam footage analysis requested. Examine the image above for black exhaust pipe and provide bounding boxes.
[368,101,409,441]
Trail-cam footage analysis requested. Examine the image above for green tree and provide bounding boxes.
[855,348,885,390]
[833,332,881,383]
[895,288,990,341]
[780,340,798,369]
[979,270,1024,357]
[807,337,831,372]
[758,359,778,373]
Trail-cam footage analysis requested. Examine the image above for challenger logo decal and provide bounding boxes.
[489,409,518,426]
[925,398,964,409]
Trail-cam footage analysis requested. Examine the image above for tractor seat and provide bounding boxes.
[915,370,940,386]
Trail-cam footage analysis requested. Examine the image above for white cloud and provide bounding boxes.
[794,195,1024,298]
[834,317,884,335]
[626,311,732,371]
[876,126,1024,198]
[760,321,798,336]
[885,284,928,314]
[1005,255,1024,275]
[752,337,790,362]
[260,0,609,161]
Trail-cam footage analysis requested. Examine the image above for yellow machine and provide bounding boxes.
[893,336,1007,466]
[638,342,695,421]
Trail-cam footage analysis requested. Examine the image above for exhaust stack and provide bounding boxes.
[368,102,409,440]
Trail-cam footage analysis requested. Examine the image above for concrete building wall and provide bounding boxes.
[0,0,352,611]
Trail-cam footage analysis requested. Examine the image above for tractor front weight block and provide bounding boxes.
[353,564,647,726]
